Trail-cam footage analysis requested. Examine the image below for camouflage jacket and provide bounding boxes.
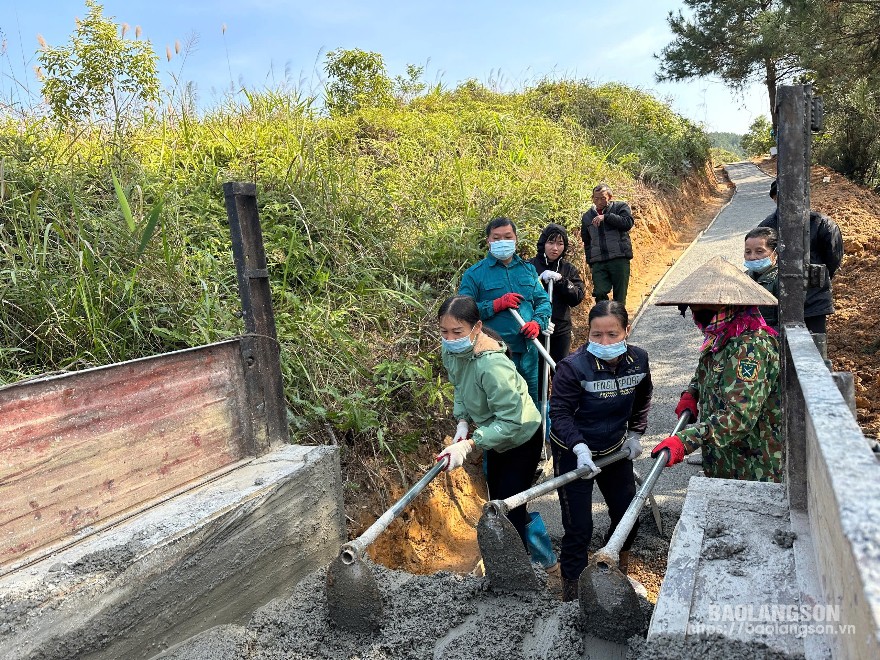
[676,330,783,482]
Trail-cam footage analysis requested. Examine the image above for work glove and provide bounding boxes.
[521,320,540,339]
[674,391,698,420]
[453,419,469,443]
[540,270,563,283]
[572,443,600,478]
[492,292,523,313]
[542,321,555,337]
[623,431,643,460]
[436,439,473,471]
[651,435,686,467]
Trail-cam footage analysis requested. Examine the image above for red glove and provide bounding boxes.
[492,292,523,313]
[651,436,686,467]
[675,391,698,420]
[521,321,540,339]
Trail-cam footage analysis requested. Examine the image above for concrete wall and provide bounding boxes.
[787,327,880,659]
[0,444,345,660]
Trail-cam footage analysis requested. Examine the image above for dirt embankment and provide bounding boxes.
[755,157,880,439]
[354,166,734,602]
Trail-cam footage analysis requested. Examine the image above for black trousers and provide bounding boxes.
[538,330,572,397]
[805,315,827,334]
[551,443,639,581]
[485,429,544,548]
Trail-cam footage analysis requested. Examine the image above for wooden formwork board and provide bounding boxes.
[0,340,253,566]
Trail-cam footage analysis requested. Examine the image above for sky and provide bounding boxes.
[1,0,769,134]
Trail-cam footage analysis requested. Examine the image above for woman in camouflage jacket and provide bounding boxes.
[650,257,783,482]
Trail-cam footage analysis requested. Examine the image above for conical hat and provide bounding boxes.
[654,256,778,306]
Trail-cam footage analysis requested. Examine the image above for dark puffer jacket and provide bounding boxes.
[580,200,635,264]
[529,223,586,336]
[759,209,843,317]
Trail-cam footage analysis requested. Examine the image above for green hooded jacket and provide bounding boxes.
[442,342,541,452]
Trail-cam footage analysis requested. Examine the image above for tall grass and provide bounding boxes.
[0,78,710,458]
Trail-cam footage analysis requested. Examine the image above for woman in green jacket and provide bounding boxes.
[436,294,543,546]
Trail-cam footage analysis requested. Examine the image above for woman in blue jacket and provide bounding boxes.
[548,300,653,600]
[459,217,552,407]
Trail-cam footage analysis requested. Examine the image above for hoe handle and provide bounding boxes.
[484,449,629,516]
[595,412,691,565]
[510,309,556,371]
[341,455,448,563]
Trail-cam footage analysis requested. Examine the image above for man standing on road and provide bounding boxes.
[580,183,635,307]
[759,179,843,335]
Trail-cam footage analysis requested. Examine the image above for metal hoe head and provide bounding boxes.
[578,553,645,644]
[476,505,540,592]
[325,545,383,633]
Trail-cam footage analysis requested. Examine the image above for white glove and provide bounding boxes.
[453,420,469,443]
[573,443,600,478]
[623,431,643,460]
[542,321,555,336]
[437,440,473,471]
[540,270,563,282]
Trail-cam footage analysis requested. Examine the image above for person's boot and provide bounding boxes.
[561,577,579,602]
[544,562,563,599]
[619,550,631,574]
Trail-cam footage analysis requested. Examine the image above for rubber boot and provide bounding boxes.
[526,512,558,569]
[619,550,630,575]
[561,577,579,602]
[544,562,563,599]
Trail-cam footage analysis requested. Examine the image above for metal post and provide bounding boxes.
[831,372,857,419]
[777,85,811,510]
[776,85,808,328]
[224,182,289,453]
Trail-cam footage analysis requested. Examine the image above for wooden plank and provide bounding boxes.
[0,340,252,565]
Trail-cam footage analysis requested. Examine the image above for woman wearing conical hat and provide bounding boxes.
[649,257,783,482]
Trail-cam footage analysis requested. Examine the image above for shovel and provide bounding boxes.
[326,454,449,632]
[578,412,691,644]
[477,448,629,592]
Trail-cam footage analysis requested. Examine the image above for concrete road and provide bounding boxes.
[531,162,776,546]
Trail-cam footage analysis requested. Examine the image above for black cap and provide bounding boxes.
[769,180,777,198]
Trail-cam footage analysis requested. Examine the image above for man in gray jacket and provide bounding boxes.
[580,183,635,306]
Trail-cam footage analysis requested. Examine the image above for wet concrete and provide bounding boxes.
[156,562,637,660]
[630,633,805,659]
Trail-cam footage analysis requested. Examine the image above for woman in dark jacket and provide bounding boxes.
[529,223,586,393]
[548,300,653,600]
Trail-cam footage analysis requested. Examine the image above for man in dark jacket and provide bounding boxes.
[530,223,586,390]
[580,183,635,306]
[759,179,843,334]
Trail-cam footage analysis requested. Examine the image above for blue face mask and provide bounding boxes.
[744,257,773,272]
[587,340,628,361]
[442,334,475,354]
[489,239,517,260]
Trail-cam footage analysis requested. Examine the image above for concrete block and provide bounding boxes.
[649,477,805,657]
[0,444,344,660]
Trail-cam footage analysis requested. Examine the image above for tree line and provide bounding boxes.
[656,0,880,188]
